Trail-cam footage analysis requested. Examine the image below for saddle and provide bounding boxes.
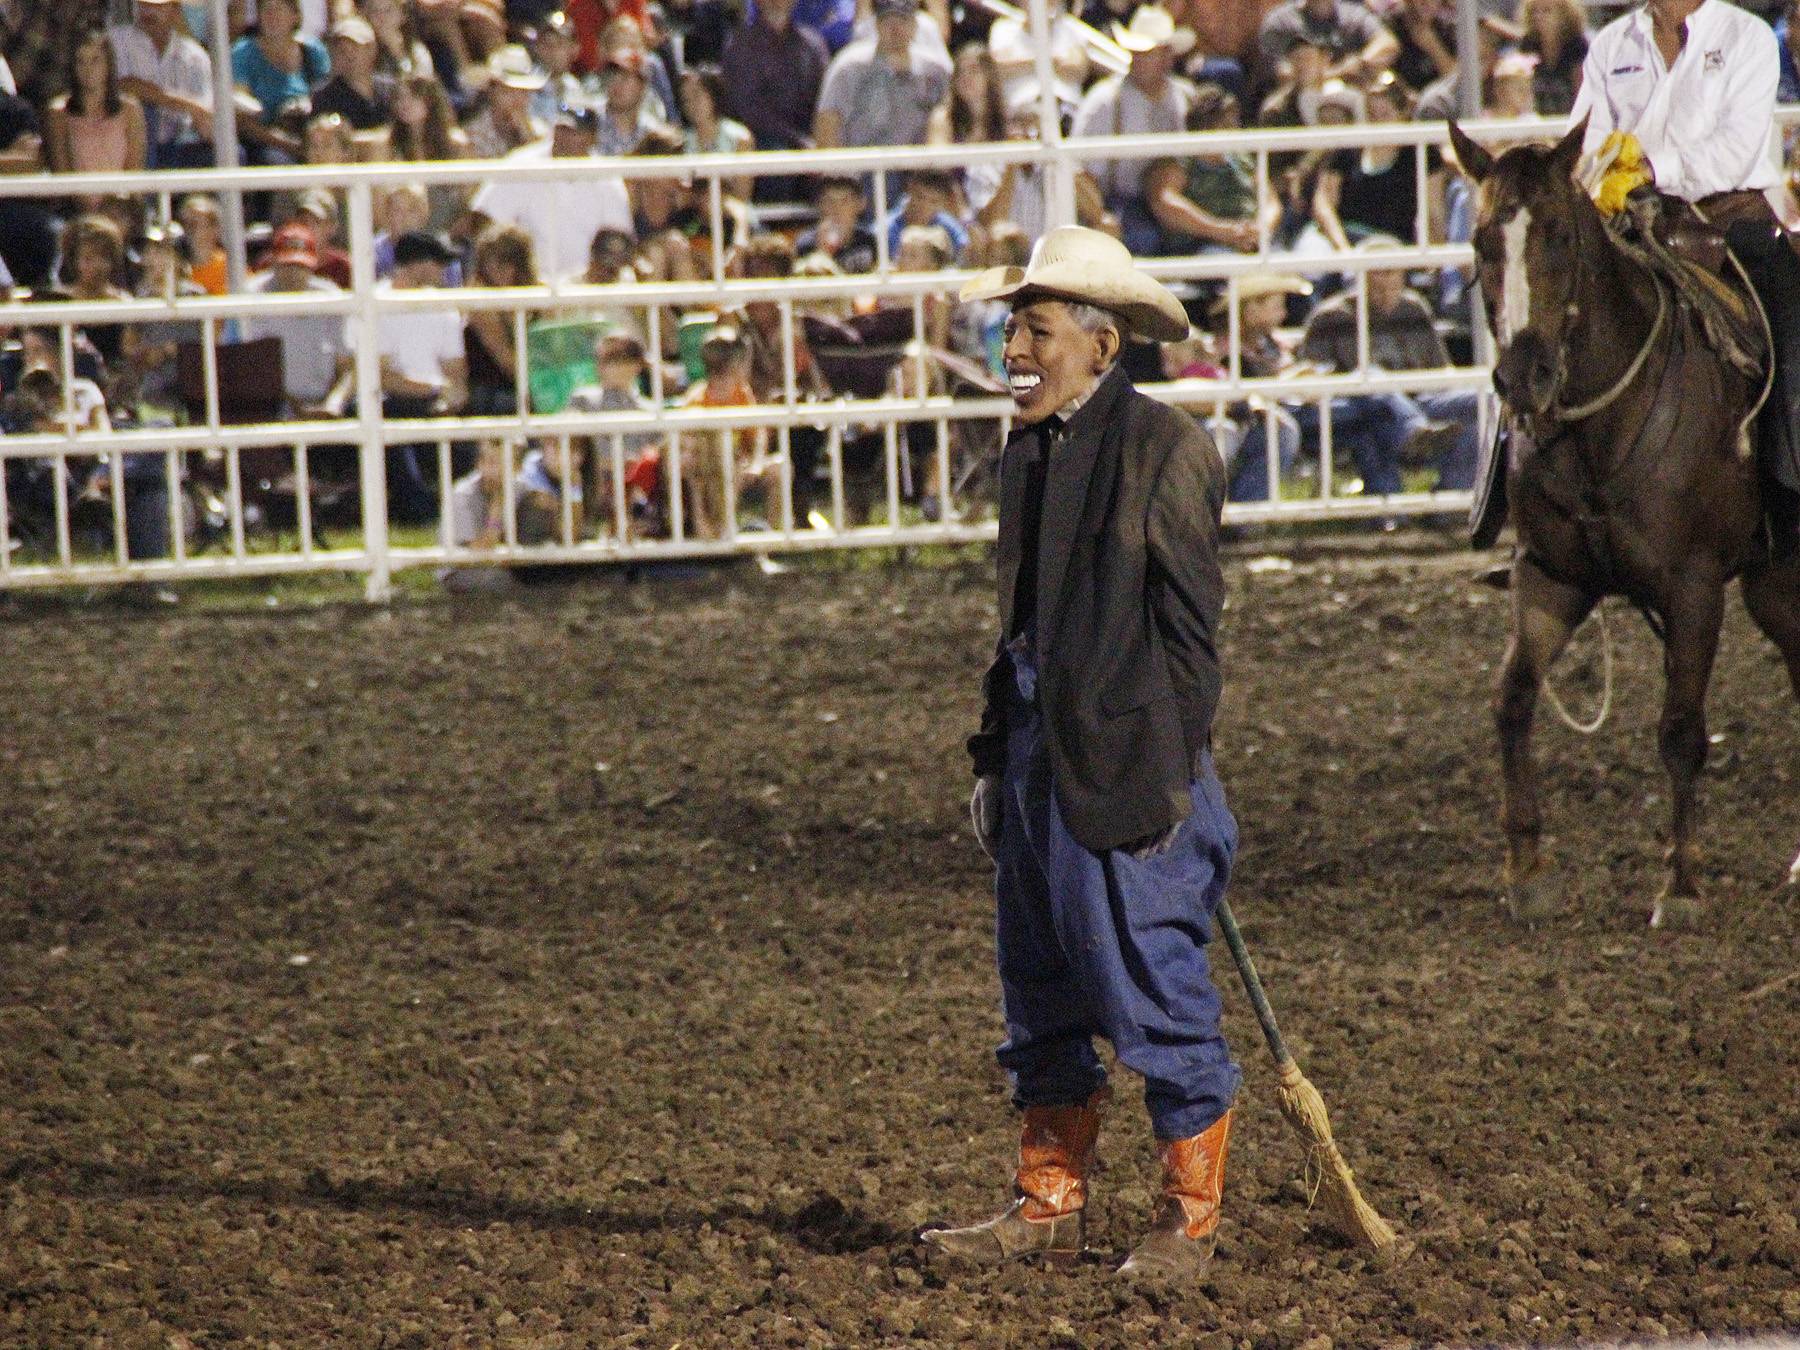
[1614,192,1769,387]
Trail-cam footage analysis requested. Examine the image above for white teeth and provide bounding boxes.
[1008,374,1041,393]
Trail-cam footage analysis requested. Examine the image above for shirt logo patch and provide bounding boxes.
[1703,48,1725,72]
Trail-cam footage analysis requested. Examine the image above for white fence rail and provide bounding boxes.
[0,113,1726,595]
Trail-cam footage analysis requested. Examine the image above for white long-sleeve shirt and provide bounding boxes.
[1569,0,1779,202]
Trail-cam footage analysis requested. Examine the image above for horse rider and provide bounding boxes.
[919,227,1240,1279]
[1570,0,1800,553]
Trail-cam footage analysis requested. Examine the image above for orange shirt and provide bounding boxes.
[191,248,228,296]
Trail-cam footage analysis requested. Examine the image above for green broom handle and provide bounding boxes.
[1214,898,1292,1067]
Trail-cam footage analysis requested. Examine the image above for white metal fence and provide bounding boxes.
[0,114,1643,596]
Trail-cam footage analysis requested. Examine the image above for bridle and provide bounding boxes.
[1504,191,1672,431]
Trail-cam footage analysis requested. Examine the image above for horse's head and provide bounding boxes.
[1449,117,1596,419]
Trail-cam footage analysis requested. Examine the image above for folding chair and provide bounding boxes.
[177,335,358,542]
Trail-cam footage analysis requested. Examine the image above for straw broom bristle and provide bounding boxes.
[1275,1059,1397,1254]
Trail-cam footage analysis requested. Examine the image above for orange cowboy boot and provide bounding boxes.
[1118,1109,1232,1279]
[921,1087,1108,1264]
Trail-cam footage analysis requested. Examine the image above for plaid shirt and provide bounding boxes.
[2,0,110,106]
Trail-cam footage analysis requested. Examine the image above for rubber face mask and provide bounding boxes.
[1002,299,1113,426]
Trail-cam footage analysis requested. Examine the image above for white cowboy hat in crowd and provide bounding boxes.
[961,225,1190,343]
[487,44,548,91]
[1208,271,1312,316]
[1111,6,1197,57]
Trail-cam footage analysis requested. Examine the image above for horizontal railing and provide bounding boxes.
[3,111,1760,593]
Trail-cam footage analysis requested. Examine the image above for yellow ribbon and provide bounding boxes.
[1592,130,1652,216]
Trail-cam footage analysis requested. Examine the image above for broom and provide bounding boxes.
[1214,898,1398,1255]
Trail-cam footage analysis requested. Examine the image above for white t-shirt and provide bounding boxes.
[963,161,1049,242]
[1072,74,1193,202]
[61,377,110,434]
[361,280,463,391]
[240,271,348,406]
[470,140,634,284]
[1570,0,1780,201]
[109,24,214,148]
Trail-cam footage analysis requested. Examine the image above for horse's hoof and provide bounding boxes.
[1650,892,1703,930]
[1505,869,1562,923]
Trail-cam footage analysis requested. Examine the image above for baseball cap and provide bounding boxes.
[327,16,375,43]
[270,222,319,268]
[296,187,338,224]
[392,231,457,267]
[701,322,744,350]
[605,45,645,75]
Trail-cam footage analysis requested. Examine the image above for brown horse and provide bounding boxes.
[1448,117,1800,927]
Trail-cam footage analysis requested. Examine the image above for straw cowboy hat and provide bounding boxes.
[1112,5,1197,57]
[1208,272,1311,317]
[961,226,1190,343]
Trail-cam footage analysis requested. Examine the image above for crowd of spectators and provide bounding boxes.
[3,0,1799,562]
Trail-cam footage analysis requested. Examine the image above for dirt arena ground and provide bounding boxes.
[3,547,1798,1348]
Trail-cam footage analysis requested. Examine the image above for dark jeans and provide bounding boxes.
[152,141,216,170]
[1229,413,1300,504]
[123,480,172,560]
[382,396,453,526]
[1294,393,1421,497]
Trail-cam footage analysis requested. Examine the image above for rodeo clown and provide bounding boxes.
[921,227,1238,1278]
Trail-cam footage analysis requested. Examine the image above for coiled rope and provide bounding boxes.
[1543,601,1615,736]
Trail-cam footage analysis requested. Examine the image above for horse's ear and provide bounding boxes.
[1550,113,1590,182]
[1447,120,1494,183]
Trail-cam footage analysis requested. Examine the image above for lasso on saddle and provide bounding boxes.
[1614,190,1770,409]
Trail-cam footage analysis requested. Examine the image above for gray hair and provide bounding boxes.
[1065,300,1127,345]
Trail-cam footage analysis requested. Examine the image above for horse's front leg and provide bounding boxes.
[1652,576,1727,928]
[1495,558,1595,922]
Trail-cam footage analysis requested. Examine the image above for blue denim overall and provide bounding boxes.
[994,637,1241,1141]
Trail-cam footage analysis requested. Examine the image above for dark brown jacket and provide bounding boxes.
[967,365,1227,852]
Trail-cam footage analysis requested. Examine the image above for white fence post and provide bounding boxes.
[1028,0,1078,231]
[346,181,392,602]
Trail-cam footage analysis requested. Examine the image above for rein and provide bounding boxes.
[1535,206,1671,427]
[1553,279,1669,423]
[1512,216,1689,641]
